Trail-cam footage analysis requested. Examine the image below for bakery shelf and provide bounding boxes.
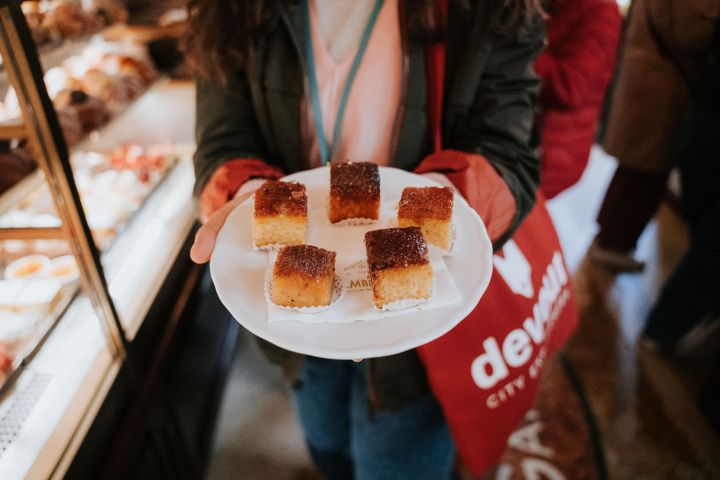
[93,80,196,338]
[0,281,79,396]
[1,81,196,335]
[106,157,195,339]
[0,19,130,91]
[0,3,128,478]
[0,82,167,236]
[0,79,184,229]
[0,30,161,153]
[0,4,199,478]
[0,81,196,479]
[75,79,194,151]
[0,119,24,139]
[102,21,187,45]
[0,226,64,240]
[0,296,121,480]
[0,150,179,253]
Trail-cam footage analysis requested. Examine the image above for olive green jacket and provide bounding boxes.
[194,1,545,409]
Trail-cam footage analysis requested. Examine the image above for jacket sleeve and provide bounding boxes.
[193,73,283,200]
[534,3,621,109]
[445,15,546,247]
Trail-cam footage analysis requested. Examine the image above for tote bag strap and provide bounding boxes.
[425,0,448,154]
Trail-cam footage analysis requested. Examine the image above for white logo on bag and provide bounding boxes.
[496,410,566,480]
[493,240,534,299]
[471,251,569,391]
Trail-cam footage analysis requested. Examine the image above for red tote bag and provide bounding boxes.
[417,9,580,474]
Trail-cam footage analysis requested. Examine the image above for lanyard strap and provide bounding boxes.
[426,0,448,154]
[303,0,385,165]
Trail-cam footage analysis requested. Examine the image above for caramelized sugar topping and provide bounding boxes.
[254,180,307,217]
[364,227,428,271]
[330,162,380,200]
[274,245,336,279]
[398,187,453,220]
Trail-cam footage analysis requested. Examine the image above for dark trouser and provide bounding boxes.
[595,167,670,252]
[643,100,720,345]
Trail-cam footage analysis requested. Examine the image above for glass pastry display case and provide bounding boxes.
[0,1,197,478]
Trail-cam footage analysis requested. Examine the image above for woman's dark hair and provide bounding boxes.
[185,0,544,82]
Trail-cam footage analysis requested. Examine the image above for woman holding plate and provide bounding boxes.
[186,0,545,477]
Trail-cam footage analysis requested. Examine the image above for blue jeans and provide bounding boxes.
[292,356,455,480]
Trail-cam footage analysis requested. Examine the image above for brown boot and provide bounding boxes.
[573,255,618,312]
[586,240,645,273]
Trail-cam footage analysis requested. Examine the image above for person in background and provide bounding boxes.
[641,20,720,351]
[576,0,720,307]
[184,0,545,477]
[534,0,621,199]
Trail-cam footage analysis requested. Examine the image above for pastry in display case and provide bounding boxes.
[0,243,81,394]
[1,143,182,251]
[0,257,76,354]
[19,0,128,49]
[1,41,158,140]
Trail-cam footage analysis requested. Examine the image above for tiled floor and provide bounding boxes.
[205,331,315,480]
[206,147,720,479]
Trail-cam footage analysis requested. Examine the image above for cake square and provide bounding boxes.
[398,186,454,251]
[253,180,307,247]
[271,245,336,308]
[364,227,433,309]
[329,162,380,223]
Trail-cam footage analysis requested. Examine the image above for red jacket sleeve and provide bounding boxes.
[415,150,516,244]
[199,158,284,220]
[534,2,621,109]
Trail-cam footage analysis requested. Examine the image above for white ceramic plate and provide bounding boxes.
[210,166,493,359]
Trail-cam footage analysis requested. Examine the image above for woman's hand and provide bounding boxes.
[190,187,257,264]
